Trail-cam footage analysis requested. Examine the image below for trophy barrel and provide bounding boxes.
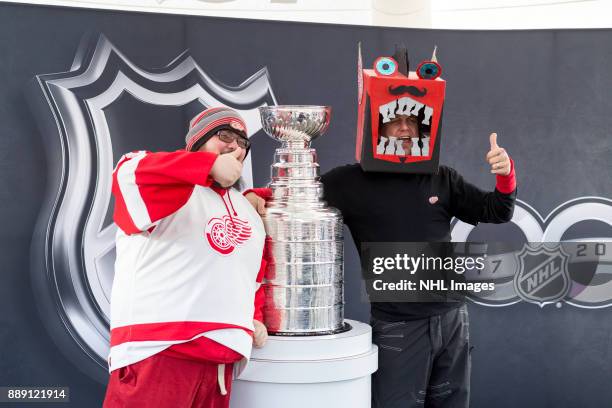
[259,105,345,335]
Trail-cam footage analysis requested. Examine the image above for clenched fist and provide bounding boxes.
[245,192,267,215]
[209,149,243,187]
[253,319,268,348]
[486,133,511,176]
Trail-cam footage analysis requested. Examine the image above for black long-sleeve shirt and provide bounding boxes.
[320,164,517,321]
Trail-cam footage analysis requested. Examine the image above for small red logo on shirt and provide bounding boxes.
[205,215,252,255]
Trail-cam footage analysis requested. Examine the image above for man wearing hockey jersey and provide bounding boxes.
[103,107,268,408]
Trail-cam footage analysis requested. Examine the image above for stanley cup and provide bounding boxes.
[258,105,345,335]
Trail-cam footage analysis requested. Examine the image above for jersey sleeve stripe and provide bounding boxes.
[115,151,153,231]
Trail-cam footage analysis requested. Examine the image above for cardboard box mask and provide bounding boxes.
[356,45,446,173]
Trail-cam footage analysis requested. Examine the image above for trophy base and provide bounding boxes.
[269,322,352,337]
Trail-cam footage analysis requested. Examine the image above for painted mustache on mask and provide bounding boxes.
[388,85,427,97]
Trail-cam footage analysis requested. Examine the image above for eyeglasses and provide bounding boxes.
[215,129,250,149]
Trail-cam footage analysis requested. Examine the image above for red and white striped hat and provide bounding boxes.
[185,107,248,152]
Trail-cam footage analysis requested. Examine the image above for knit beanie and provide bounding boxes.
[185,107,248,153]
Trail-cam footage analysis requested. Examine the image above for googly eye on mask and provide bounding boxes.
[374,57,398,76]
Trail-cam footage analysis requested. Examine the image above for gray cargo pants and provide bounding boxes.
[371,305,471,408]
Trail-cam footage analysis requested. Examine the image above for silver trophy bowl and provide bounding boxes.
[259,105,331,147]
[258,105,346,335]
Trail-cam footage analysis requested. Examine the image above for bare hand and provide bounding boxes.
[209,149,243,187]
[486,133,511,176]
[245,192,266,215]
[253,319,268,348]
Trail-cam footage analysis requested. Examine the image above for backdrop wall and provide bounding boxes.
[1,3,611,407]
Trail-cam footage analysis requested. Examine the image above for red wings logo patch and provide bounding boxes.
[205,215,252,255]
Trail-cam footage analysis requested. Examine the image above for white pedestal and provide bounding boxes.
[230,320,378,408]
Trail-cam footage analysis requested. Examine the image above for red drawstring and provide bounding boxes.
[220,195,233,221]
[226,192,238,216]
[211,184,238,225]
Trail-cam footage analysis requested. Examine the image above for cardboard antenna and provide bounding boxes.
[393,44,409,76]
[357,42,364,105]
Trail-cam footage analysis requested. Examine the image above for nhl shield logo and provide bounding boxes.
[27,33,276,381]
[514,244,571,306]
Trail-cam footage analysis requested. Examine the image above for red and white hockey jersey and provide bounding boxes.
[109,150,266,372]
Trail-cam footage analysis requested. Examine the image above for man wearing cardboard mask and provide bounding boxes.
[104,107,268,408]
[379,114,418,156]
[246,47,516,408]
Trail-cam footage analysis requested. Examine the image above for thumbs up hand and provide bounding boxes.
[486,133,511,176]
[210,148,244,187]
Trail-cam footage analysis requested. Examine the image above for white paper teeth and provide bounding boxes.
[375,135,431,157]
[378,97,433,125]
[385,136,397,155]
[377,136,388,154]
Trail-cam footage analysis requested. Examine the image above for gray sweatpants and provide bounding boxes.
[371,305,471,408]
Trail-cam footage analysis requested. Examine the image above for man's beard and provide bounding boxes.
[212,176,245,191]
